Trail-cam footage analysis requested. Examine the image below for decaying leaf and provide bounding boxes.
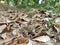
[0,25,7,33]
[17,37,28,44]
[33,36,50,42]
[54,18,60,32]
[55,18,60,23]
[1,33,7,39]
[27,39,45,45]
[45,39,56,45]
[54,25,60,33]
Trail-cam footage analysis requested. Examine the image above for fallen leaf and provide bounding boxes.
[33,36,50,42]
[0,25,7,33]
[55,18,60,23]
[1,33,7,39]
[27,39,45,45]
[54,24,60,33]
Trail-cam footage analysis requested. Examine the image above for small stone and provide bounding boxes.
[12,30,17,35]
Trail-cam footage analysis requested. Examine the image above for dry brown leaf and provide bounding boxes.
[18,43,27,45]
[17,37,28,44]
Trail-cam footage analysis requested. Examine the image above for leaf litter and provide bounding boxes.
[0,3,60,45]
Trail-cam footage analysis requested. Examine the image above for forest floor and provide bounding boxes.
[0,3,60,45]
